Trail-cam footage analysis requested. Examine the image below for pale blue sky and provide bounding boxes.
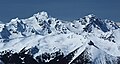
[0,0,120,23]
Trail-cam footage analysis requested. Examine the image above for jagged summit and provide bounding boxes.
[33,11,48,20]
[79,14,119,32]
[0,11,120,64]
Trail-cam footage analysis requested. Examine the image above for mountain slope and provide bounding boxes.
[0,11,120,64]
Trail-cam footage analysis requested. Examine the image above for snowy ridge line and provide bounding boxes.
[68,42,88,64]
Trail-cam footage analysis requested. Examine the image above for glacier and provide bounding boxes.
[0,11,120,64]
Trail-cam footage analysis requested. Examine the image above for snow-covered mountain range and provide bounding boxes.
[0,11,120,64]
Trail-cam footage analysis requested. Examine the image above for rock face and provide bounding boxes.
[116,22,120,26]
[0,11,120,64]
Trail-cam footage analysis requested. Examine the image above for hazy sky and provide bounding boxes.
[0,0,120,23]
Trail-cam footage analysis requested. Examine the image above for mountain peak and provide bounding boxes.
[40,11,48,17]
[86,14,96,18]
[33,11,48,20]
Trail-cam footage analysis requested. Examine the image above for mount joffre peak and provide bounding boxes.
[0,11,120,64]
